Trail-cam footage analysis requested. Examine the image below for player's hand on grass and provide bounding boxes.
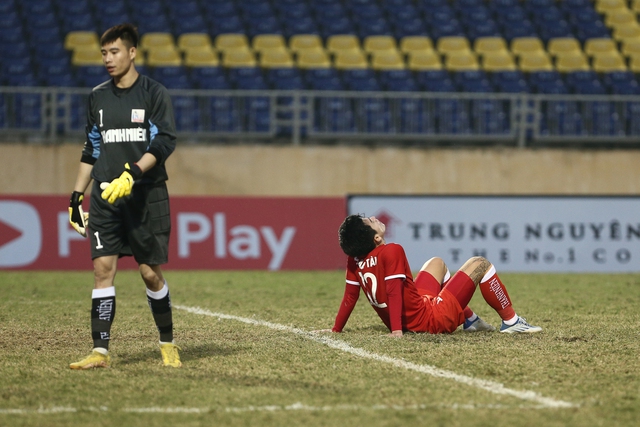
[69,191,89,237]
[101,162,142,204]
[388,330,403,338]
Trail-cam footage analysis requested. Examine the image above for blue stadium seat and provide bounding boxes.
[320,16,356,38]
[455,71,495,92]
[379,70,419,92]
[173,95,200,131]
[0,9,18,29]
[491,71,530,93]
[61,11,95,32]
[191,67,229,89]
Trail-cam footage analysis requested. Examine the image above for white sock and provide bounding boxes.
[93,347,108,355]
[466,313,478,322]
[503,314,519,326]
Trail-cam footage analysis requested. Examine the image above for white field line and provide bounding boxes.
[176,305,578,410]
[0,402,557,415]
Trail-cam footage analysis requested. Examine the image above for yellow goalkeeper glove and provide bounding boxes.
[101,162,143,204]
[69,191,89,237]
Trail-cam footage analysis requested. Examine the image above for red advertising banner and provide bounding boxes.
[0,196,346,271]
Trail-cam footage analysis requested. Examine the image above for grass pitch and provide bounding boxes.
[1,270,639,427]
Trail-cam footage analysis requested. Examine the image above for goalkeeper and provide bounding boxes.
[68,23,180,369]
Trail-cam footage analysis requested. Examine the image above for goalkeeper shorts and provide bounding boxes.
[89,181,171,265]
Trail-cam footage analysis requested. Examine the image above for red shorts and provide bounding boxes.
[422,289,465,334]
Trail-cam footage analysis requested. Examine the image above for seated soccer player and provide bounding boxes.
[327,214,542,336]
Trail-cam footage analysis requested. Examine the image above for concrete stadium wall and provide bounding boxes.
[1,142,638,196]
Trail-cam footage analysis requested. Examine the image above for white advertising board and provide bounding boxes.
[348,196,640,273]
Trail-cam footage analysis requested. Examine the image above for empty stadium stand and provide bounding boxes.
[1,0,640,144]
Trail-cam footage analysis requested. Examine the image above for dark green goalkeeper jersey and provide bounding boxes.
[80,74,177,185]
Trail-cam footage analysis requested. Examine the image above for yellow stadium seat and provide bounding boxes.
[363,35,397,55]
[555,54,590,72]
[146,49,182,67]
[184,49,219,67]
[400,36,434,55]
[296,50,332,68]
[482,52,516,71]
[629,55,640,72]
[584,38,619,58]
[511,37,545,57]
[437,36,472,55]
[253,34,287,53]
[407,51,442,70]
[519,53,554,72]
[474,37,509,56]
[289,34,324,54]
[222,49,257,67]
[595,0,627,13]
[445,52,479,71]
[327,34,360,54]
[622,39,640,57]
[71,47,102,66]
[613,25,640,43]
[593,53,628,72]
[177,33,213,53]
[605,9,637,29]
[260,50,294,68]
[215,33,250,53]
[334,50,368,69]
[547,38,583,58]
[371,51,405,70]
[65,31,100,51]
[139,32,175,53]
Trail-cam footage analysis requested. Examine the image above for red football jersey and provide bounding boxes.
[343,243,429,332]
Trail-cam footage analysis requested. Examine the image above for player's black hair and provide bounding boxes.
[338,214,377,258]
[101,23,139,49]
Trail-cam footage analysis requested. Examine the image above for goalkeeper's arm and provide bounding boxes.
[69,162,94,237]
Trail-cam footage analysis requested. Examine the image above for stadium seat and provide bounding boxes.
[510,37,546,58]
[252,34,287,54]
[223,50,257,67]
[399,36,435,55]
[260,50,294,68]
[482,52,517,71]
[407,51,442,70]
[139,33,176,54]
[363,35,397,56]
[604,9,637,30]
[371,51,405,70]
[289,34,324,55]
[592,53,628,72]
[177,33,214,53]
[555,54,591,72]
[71,48,102,66]
[445,52,480,71]
[595,0,627,14]
[334,50,369,70]
[474,37,509,57]
[327,35,361,55]
[613,25,640,44]
[147,49,182,67]
[584,38,618,58]
[519,53,554,72]
[184,49,219,67]
[547,38,583,59]
[215,34,250,54]
[437,36,472,56]
[297,50,332,69]
[64,31,99,51]
[622,39,640,59]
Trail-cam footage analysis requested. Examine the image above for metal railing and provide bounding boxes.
[2,86,640,146]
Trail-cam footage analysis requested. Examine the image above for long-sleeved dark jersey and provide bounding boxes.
[80,74,177,185]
